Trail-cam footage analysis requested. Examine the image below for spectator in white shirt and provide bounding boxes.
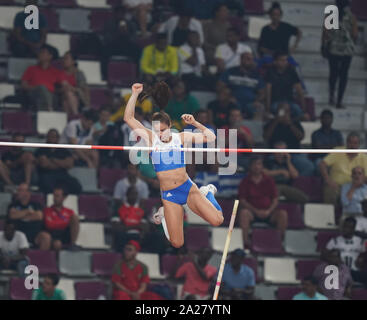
[158,8,204,47]
[355,199,367,239]
[113,163,149,210]
[215,28,252,73]
[0,220,29,277]
[60,109,99,168]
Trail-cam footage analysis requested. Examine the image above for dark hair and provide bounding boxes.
[45,274,60,286]
[152,111,172,127]
[177,6,193,17]
[54,185,69,198]
[347,131,360,142]
[302,275,318,286]
[47,128,60,136]
[273,51,288,60]
[142,81,171,110]
[227,27,240,36]
[127,185,138,195]
[135,106,143,117]
[156,32,168,41]
[4,218,16,228]
[64,51,78,67]
[336,0,350,19]
[249,155,264,166]
[344,216,357,227]
[268,1,283,15]
[213,3,228,16]
[82,109,96,122]
[320,109,333,118]
[273,140,287,148]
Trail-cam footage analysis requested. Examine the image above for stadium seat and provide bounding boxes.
[251,229,284,255]
[89,87,112,110]
[75,281,108,300]
[78,194,109,222]
[59,9,90,33]
[27,250,59,275]
[292,176,323,203]
[141,197,161,215]
[351,0,367,20]
[0,84,15,102]
[47,193,78,215]
[59,250,93,276]
[76,222,109,249]
[46,33,70,57]
[78,60,107,86]
[98,167,127,194]
[92,252,121,276]
[218,199,236,227]
[304,97,316,121]
[0,192,12,217]
[304,204,336,229]
[244,0,264,14]
[7,57,36,81]
[160,254,190,277]
[68,167,99,193]
[212,227,243,252]
[248,17,269,39]
[2,111,34,135]
[351,288,367,300]
[10,278,32,300]
[39,8,60,33]
[316,231,340,252]
[58,279,75,300]
[276,287,302,300]
[185,227,210,251]
[243,257,259,283]
[77,0,109,8]
[36,111,68,135]
[90,10,114,32]
[107,61,137,87]
[137,253,165,280]
[301,122,320,145]
[0,31,9,55]
[296,259,321,280]
[278,203,304,229]
[48,0,77,7]
[0,6,21,29]
[190,91,216,109]
[264,258,299,284]
[255,284,277,300]
[284,230,318,256]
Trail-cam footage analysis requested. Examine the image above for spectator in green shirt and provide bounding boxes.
[292,275,328,300]
[164,80,200,131]
[32,274,66,300]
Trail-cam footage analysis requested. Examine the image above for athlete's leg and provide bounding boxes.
[162,199,185,248]
[186,184,223,227]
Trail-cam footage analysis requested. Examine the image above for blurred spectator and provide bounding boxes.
[59,52,90,117]
[181,0,226,21]
[219,249,256,300]
[112,186,148,252]
[35,129,82,195]
[238,156,287,246]
[9,0,51,58]
[207,87,239,129]
[263,103,315,176]
[324,217,364,283]
[121,107,152,147]
[292,276,328,300]
[2,133,35,187]
[319,132,367,205]
[0,219,29,277]
[218,52,265,119]
[264,141,309,204]
[93,108,114,144]
[322,0,358,109]
[174,248,216,300]
[124,0,153,37]
[258,2,301,63]
[313,249,353,300]
[341,167,367,215]
[140,33,178,84]
[21,46,62,111]
[203,4,232,65]
[111,240,164,300]
[158,8,204,46]
[355,199,367,239]
[7,183,47,249]
[32,274,66,300]
[265,52,307,120]
[101,6,141,78]
[215,28,252,74]
[60,109,99,168]
[113,164,149,209]
[311,109,344,161]
[165,80,200,130]
[178,31,211,91]
[41,186,80,251]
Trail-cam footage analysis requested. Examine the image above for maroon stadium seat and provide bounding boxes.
[278,203,304,229]
[218,199,235,227]
[2,112,34,135]
[92,252,121,276]
[0,220,4,230]
[316,231,339,252]
[296,259,321,280]
[244,0,264,14]
[108,61,137,87]
[27,250,59,275]
[292,176,323,203]
[305,97,316,121]
[251,229,284,255]
[351,288,367,300]
[75,281,108,300]
[48,0,77,7]
[30,193,46,207]
[351,0,367,20]
[98,167,127,194]
[78,194,110,221]
[89,87,113,110]
[141,197,161,214]
[277,287,302,300]
[107,0,121,7]
[185,227,210,251]
[40,8,60,33]
[160,254,191,276]
[243,257,260,282]
[90,10,114,32]
[10,278,32,300]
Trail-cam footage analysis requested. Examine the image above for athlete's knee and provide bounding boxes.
[210,211,224,227]
[170,238,184,249]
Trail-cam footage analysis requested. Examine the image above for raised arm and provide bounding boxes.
[180,114,216,145]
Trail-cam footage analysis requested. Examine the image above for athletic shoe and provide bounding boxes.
[152,206,170,241]
[199,184,217,196]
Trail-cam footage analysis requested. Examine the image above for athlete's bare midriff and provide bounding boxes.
[156,167,191,191]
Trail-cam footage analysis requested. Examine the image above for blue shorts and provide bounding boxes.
[161,178,194,205]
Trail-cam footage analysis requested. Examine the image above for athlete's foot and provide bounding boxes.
[199,184,217,196]
[153,207,170,241]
